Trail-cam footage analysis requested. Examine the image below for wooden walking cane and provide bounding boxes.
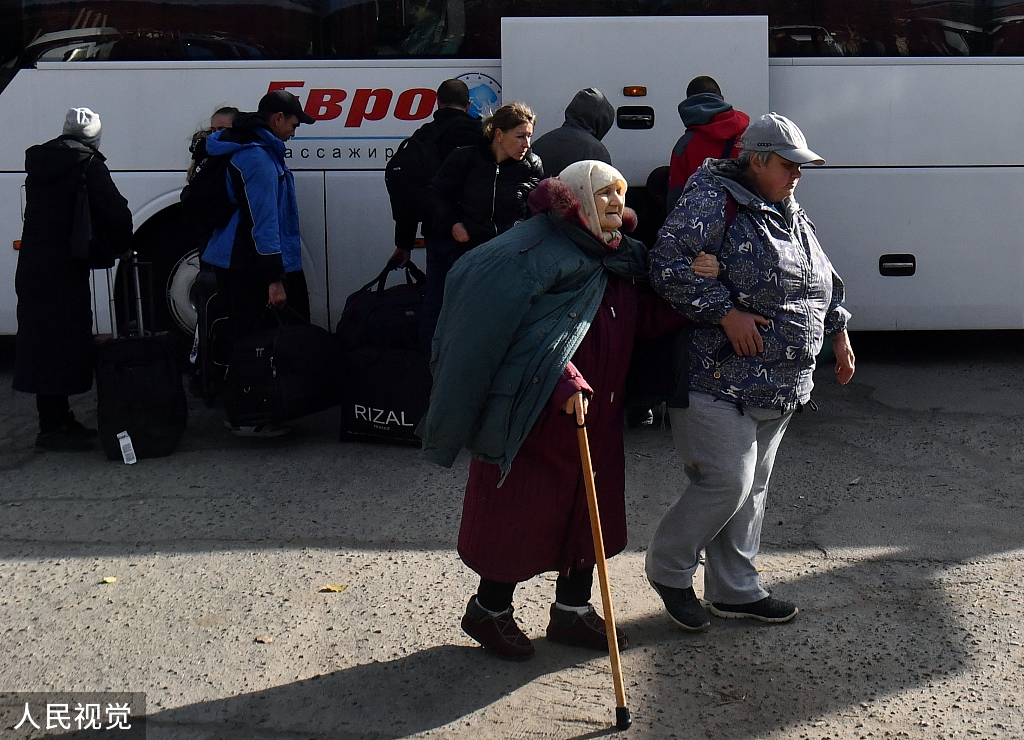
[573,392,632,730]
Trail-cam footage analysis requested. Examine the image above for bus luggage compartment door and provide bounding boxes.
[796,167,1024,330]
[500,16,769,187]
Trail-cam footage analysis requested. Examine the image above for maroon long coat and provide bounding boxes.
[458,273,687,583]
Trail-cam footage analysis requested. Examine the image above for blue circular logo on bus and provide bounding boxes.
[458,73,501,119]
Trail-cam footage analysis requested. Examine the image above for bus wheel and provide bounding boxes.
[167,248,202,334]
[116,208,198,357]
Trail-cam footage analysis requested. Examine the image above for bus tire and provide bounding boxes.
[116,207,199,359]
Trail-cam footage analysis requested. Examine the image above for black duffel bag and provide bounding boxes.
[336,259,426,351]
[339,346,431,446]
[223,309,345,427]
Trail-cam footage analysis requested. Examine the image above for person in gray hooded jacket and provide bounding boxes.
[530,87,615,178]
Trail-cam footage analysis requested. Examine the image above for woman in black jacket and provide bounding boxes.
[14,107,133,451]
[420,102,544,351]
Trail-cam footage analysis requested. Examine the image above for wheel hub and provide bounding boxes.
[167,249,201,333]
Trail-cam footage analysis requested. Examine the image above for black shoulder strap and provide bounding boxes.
[720,135,738,159]
[78,156,94,194]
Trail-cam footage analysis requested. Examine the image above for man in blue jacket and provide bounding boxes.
[201,90,314,436]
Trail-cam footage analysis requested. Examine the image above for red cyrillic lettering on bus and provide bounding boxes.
[268,81,305,93]
[345,88,394,127]
[394,89,437,121]
[306,89,347,121]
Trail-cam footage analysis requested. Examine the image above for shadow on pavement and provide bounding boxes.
[2,331,1022,737]
[141,553,975,738]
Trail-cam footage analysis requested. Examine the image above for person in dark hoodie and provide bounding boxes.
[201,90,314,437]
[530,87,615,178]
[14,107,133,451]
[666,76,750,209]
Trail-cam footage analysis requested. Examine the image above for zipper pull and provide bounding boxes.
[610,306,616,318]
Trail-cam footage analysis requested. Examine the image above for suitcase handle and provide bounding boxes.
[256,303,308,329]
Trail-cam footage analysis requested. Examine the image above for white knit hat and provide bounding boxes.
[63,107,102,148]
[556,160,627,244]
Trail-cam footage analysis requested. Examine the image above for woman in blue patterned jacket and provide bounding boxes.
[644,113,856,632]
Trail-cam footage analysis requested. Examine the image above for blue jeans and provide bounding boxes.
[419,236,468,353]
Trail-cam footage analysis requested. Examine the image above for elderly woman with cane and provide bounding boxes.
[417,161,718,661]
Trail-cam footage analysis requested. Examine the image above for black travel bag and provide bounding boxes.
[336,259,426,352]
[96,258,188,461]
[339,346,432,446]
[222,309,345,427]
[192,267,231,405]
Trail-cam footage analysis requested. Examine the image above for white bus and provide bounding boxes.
[1,0,1022,341]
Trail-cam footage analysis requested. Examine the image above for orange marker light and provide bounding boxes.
[623,86,647,97]
[13,240,21,250]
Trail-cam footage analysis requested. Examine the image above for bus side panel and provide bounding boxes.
[501,16,768,187]
[324,171,396,330]
[798,167,1024,330]
[0,174,25,334]
[293,171,329,329]
[770,59,1024,168]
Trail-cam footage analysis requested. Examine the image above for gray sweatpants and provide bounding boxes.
[645,391,793,604]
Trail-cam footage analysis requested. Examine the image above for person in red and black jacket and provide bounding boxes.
[666,76,750,209]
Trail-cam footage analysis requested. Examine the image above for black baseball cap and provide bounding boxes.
[258,90,315,125]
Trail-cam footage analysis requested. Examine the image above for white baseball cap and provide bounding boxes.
[740,113,824,165]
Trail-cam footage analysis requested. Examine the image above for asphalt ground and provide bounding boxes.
[0,330,1022,739]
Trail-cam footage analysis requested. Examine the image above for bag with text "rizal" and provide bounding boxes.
[339,346,431,446]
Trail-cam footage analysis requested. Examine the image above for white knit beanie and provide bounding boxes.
[63,107,102,149]
[557,160,627,245]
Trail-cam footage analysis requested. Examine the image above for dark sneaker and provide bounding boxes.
[648,579,710,632]
[708,597,798,623]
[461,597,535,661]
[626,407,654,428]
[226,421,291,438]
[546,604,628,651]
[35,429,94,452]
[65,416,98,439]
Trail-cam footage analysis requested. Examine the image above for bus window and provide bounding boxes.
[324,0,468,58]
[0,0,1010,65]
[14,0,319,65]
[652,0,987,57]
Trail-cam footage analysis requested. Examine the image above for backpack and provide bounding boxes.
[180,137,238,232]
[384,120,450,224]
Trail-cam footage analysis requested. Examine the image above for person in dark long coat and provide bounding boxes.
[418,161,718,660]
[13,107,133,451]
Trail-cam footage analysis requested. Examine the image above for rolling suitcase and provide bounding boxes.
[96,258,188,461]
[222,309,345,427]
